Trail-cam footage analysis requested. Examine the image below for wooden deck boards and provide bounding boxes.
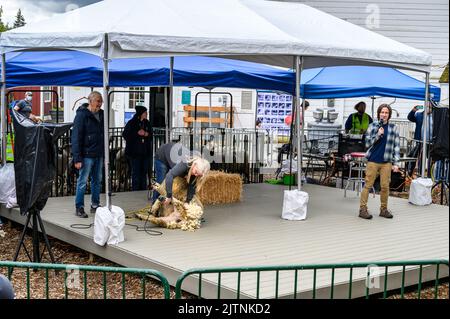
[1,183,448,299]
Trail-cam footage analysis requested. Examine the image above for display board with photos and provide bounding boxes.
[256,91,293,136]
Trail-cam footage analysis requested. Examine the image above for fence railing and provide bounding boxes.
[0,261,171,299]
[1,260,447,299]
[175,260,449,299]
[50,127,265,197]
[45,125,424,197]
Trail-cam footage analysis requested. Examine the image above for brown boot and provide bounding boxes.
[380,208,394,219]
[359,206,373,219]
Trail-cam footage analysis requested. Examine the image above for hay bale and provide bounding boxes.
[198,171,242,205]
[133,171,242,226]
[152,171,242,206]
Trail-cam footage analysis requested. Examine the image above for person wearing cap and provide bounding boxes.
[345,101,373,135]
[122,104,152,191]
[0,274,15,299]
[72,91,105,218]
[13,92,42,123]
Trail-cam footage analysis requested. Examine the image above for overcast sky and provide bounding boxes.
[2,0,101,25]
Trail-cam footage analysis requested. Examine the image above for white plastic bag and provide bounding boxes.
[409,178,433,206]
[94,205,125,246]
[107,206,125,245]
[0,164,16,205]
[281,159,297,174]
[6,196,18,209]
[282,189,309,220]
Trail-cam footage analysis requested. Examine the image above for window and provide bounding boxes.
[59,87,64,109]
[241,91,253,110]
[42,86,52,103]
[128,87,145,109]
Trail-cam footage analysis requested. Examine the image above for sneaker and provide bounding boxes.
[358,207,373,220]
[76,207,88,218]
[379,208,394,219]
[90,205,101,214]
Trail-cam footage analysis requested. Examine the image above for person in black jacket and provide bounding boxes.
[122,105,152,191]
[71,91,105,218]
[0,274,15,299]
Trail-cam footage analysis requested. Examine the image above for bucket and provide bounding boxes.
[283,174,296,185]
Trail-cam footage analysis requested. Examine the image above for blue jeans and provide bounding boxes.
[130,156,150,191]
[152,159,169,202]
[75,157,103,209]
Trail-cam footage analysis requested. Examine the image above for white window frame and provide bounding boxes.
[42,86,52,103]
[59,86,64,109]
[128,87,146,110]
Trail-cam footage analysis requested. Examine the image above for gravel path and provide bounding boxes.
[0,221,192,299]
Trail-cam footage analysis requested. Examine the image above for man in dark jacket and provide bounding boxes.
[122,105,152,191]
[71,91,105,218]
[407,104,433,176]
[0,274,15,299]
[408,104,433,142]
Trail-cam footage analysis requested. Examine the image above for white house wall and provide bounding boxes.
[63,87,94,123]
[276,0,449,127]
[279,0,449,82]
[172,87,257,129]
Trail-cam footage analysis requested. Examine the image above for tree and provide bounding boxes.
[13,9,26,29]
[0,6,8,32]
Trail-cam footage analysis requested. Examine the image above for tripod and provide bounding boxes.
[431,159,449,205]
[13,208,56,264]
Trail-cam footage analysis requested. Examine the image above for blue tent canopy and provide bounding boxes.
[301,66,441,101]
[3,51,440,101]
[4,51,294,93]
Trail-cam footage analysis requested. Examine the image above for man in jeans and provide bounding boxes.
[407,104,433,176]
[359,104,400,220]
[71,91,104,218]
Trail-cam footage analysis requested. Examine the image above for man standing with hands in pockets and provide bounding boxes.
[72,91,105,218]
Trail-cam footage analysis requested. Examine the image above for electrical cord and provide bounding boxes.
[125,220,163,236]
[70,223,94,229]
[70,213,163,236]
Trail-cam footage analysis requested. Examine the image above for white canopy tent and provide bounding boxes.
[0,0,431,71]
[0,0,433,208]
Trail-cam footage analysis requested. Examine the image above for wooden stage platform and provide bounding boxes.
[1,183,448,298]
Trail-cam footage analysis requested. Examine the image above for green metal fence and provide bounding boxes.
[175,260,449,299]
[0,261,171,299]
[2,260,448,299]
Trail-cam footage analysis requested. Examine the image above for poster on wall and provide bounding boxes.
[256,91,293,136]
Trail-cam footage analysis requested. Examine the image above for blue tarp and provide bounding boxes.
[3,51,441,101]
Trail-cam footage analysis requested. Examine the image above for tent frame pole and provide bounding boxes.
[296,56,304,191]
[421,72,430,177]
[168,56,174,143]
[164,87,168,143]
[102,34,112,210]
[371,96,376,120]
[1,53,6,166]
